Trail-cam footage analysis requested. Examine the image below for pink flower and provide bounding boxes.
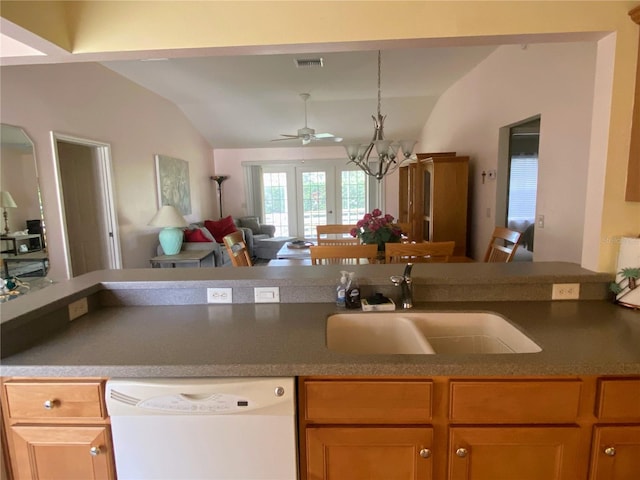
[372,208,382,217]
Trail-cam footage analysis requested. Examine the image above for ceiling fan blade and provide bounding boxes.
[314,133,344,142]
[270,137,299,142]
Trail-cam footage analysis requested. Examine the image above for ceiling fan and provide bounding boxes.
[271,93,343,145]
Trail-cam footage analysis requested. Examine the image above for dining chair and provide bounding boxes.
[395,222,413,242]
[223,231,252,267]
[316,224,359,245]
[385,241,455,264]
[310,244,378,265]
[483,226,522,262]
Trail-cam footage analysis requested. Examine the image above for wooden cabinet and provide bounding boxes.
[300,378,435,479]
[1,378,115,480]
[307,427,433,480]
[299,376,640,480]
[589,378,640,479]
[448,379,586,479]
[398,153,469,256]
[449,426,582,480]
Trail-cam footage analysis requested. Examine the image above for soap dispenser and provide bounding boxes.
[336,271,348,307]
[345,272,361,309]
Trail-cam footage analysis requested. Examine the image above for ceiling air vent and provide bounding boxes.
[295,57,324,68]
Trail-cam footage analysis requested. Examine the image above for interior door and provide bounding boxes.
[54,134,121,278]
[57,141,110,276]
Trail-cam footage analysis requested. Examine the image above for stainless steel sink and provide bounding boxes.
[326,311,541,355]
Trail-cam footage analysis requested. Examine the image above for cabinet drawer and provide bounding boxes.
[450,379,582,423]
[303,380,432,423]
[4,380,106,420]
[596,378,640,421]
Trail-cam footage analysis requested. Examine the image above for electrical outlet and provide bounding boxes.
[207,287,232,304]
[552,283,580,300]
[68,297,88,321]
[254,287,280,303]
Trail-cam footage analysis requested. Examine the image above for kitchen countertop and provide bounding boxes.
[2,298,639,378]
[1,262,637,378]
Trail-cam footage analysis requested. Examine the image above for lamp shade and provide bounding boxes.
[0,191,17,208]
[149,205,188,228]
[149,205,188,255]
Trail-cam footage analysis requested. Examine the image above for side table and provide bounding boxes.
[150,248,216,268]
[1,234,42,255]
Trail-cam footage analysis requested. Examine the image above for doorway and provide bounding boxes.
[504,117,540,261]
[257,160,373,238]
[52,133,121,278]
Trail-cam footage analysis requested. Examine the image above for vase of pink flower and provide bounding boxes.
[350,209,404,253]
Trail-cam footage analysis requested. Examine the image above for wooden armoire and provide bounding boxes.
[399,153,469,257]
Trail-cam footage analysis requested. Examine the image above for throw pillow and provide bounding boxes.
[197,226,215,242]
[240,216,261,235]
[184,228,213,243]
[205,216,238,243]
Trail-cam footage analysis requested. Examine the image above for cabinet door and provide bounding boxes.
[449,427,582,480]
[590,426,640,480]
[9,425,114,480]
[306,426,433,480]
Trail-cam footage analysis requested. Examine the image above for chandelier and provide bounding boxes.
[344,50,417,181]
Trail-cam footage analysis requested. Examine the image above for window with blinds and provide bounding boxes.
[507,155,538,229]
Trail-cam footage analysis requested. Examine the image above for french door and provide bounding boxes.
[261,161,371,238]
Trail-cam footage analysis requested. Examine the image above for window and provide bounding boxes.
[341,170,367,224]
[247,160,376,238]
[263,171,289,236]
[507,155,538,225]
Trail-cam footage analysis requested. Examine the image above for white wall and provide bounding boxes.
[419,42,597,262]
[1,62,216,278]
[214,145,402,227]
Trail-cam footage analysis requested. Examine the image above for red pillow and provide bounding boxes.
[205,216,238,243]
[184,228,213,243]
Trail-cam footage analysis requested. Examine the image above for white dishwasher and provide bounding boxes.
[105,377,297,480]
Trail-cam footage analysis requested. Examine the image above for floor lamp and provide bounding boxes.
[211,176,229,218]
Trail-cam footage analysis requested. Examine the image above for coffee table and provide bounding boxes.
[276,242,313,260]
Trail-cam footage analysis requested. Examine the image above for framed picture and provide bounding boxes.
[154,154,192,215]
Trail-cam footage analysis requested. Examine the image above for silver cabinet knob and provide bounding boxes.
[43,399,58,409]
[456,447,468,457]
[89,446,101,456]
[274,386,285,397]
[419,448,431,459]
[604,447,616,457]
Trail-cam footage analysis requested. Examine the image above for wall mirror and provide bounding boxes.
[0,124,49,282]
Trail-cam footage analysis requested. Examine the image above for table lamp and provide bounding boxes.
[149,205,188,255]
[0,191,18,235]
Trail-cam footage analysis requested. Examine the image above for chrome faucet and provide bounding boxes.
[390,263,413,309]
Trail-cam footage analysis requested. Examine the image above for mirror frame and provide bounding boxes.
[0,123,48,278]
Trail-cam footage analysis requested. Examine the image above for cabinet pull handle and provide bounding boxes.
[604,447,616,457]
[419,448,431,459]
[89,446,101,456]
[456,447,468,458]
[43,399,58,409]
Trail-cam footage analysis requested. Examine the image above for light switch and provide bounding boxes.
[254,287,280,303]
